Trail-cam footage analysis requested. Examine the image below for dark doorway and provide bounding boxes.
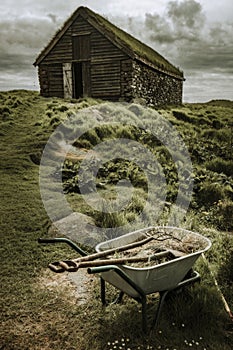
[73,62,83,99]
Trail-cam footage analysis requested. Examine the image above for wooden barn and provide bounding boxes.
[34,6,184,106]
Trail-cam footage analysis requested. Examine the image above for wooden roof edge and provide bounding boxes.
[33,6,184,80]
[33,7,133,67]
[84,13,184,79]
[83,7,183,78]
[134,55,185,80]
[33,8,84,66]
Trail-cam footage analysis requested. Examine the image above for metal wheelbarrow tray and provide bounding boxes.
[88,226,211,332]
[39,226,211,332]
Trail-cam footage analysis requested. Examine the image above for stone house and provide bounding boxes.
[34,6,184,106]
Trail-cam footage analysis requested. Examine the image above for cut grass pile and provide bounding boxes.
[0,91,232,349]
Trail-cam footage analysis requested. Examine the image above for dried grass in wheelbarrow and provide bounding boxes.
[39,226,211,332]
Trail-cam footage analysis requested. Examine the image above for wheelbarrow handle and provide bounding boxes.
[38,237,87,256]
[48,260,80,273]
[48,261,66,273]
[49,250,174,273]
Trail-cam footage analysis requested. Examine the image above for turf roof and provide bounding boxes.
[34,6,184,79]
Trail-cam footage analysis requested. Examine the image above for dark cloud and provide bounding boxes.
[0,14,61,89]
[47,14,58,24]
[145,0,205,44]
[0,16,61,71]
[0,0,232,101]
[145,14,173,43]
[110,0,233,100]
[129,0,233,77]
[167,0,205,29]
[0,52,31,71]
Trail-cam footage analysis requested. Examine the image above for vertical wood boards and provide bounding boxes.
[36,10,183,105]
[38,15,128,99]
[63,63,73,99]
[72,34,91,60]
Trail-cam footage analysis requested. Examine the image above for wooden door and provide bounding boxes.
[63,63,73,98]
[72,34,90,60]
[72,34,91,98]
[82,62,91,97]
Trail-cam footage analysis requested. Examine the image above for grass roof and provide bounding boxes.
[34,6,184,79]
[84,7,183,78]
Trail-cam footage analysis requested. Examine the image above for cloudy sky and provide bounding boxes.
[1,0,233,102]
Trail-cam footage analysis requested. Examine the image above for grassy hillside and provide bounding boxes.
[0,90,232,349]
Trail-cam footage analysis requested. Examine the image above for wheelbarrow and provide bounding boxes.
[39,226,211,333]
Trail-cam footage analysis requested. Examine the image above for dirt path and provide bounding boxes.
[38,267,95,305]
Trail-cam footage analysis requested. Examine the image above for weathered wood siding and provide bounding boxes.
[41,27,73,64]
[74,16,128,100]
[38,64,64,98]
[37,12,183,106]
[38,15,128,100]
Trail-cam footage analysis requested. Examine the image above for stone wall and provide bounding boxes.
[120,59,134,102]
[121,59,183,107]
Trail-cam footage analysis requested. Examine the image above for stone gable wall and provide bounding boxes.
[121,59,183,107]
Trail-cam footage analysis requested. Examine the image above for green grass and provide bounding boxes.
[0,91,233,349]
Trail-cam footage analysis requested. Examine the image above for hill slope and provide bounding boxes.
[0,90,232,349]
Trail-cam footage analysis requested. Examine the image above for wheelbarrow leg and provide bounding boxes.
[100,277,106,305]
[151,271,201,331]
[151,291,169,331]
[141,295,148,333]
[100,278,124,305]
[89,266,148,332]
[114,291,124,304]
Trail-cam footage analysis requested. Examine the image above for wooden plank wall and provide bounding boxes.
[39,15,129,99]
[72,16,128,99]
[42,28,73,64]
[39,28,72,97]
[47,64,64,98]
